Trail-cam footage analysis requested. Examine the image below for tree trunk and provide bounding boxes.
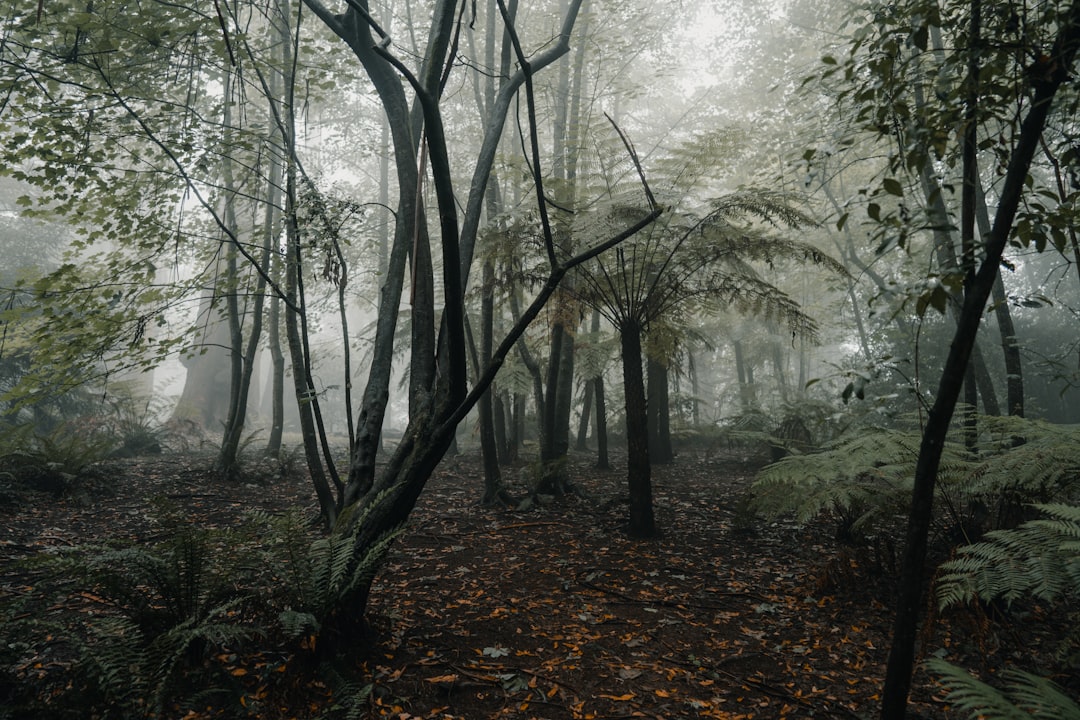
[594,373,610,470]
[217,67,280,478]
[975,181,1024,416]
[537,317,575,493]
[621,319,656,538]
[493,389,510,464]
[732,339,755,412]
[688,349,700,426]
[265,282,285,457]
[284,180,337,526]
[880,8,1080,715]
[575,378,593,450]
[478,258,513,505]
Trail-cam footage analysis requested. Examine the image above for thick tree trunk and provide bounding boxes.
[621,319,656,538]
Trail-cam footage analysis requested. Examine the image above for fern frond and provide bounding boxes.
[966,419,1080,499]
[936,503,1080,608]
[751,427,946,527]
[79,616,150,707]
[927,659,1080,720]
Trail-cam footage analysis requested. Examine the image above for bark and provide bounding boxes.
[265,281,284,456]
[621,319,656,538]
[493,389,510,464]
[575,378,593,450]
[477,258,514,504]
[537,318,575,493]
[880,7,1080,715]
[975,182,1024,416]
[217,67,281,477]
[688,349,700,426]
[285,177,337,526]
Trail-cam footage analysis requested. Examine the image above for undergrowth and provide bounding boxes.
[749,413,1080,718]
[0,501,402,718]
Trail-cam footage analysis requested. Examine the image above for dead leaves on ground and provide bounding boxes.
[358,457,893,719]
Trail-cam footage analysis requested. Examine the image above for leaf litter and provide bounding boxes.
[2,449,1071,718]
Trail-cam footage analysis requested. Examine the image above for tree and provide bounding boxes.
[292,0,661,638]
[809,1,1080,716]
[576,189,842,537]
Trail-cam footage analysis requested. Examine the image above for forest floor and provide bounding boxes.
[1,445,1070,719]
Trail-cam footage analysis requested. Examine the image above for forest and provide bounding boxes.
[1,0,1079,717]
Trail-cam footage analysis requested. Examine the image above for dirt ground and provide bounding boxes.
[1,446,1071,719]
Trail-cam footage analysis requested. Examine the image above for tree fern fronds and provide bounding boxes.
[936,503,1080,609]
[927,659,1080,720]
[705,189,818,230]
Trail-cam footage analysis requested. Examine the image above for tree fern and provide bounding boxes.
[927,659,1080,720]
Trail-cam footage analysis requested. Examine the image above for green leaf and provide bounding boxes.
[882,178,904,196]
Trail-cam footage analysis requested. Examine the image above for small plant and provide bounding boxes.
[46,515,265,716]
[105,391,168,458]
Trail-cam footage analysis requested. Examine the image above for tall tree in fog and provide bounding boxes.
[799,0,1080,715]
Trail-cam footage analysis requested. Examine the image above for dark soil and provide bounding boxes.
[0,447,1072,719]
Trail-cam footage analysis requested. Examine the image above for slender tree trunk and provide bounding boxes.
[265,282,285,456]
[478,258,513,504]
[881,7,1080,715]
[575,378,593,450]
[595,374,610,470]
[493,389,510,463]
[284,177,336,525]
[975,182,1024,416]
[621,319,655,537]
[688,349,701,426]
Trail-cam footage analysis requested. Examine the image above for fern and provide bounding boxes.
[966,417,1080,501]
[936,503,1080,609]
[753,417,1080,538]
[752,426,971,532]
[928,659,1080,720]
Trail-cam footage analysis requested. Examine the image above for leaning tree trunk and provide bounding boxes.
[880,7,1080,715]
[621,318,656,538]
